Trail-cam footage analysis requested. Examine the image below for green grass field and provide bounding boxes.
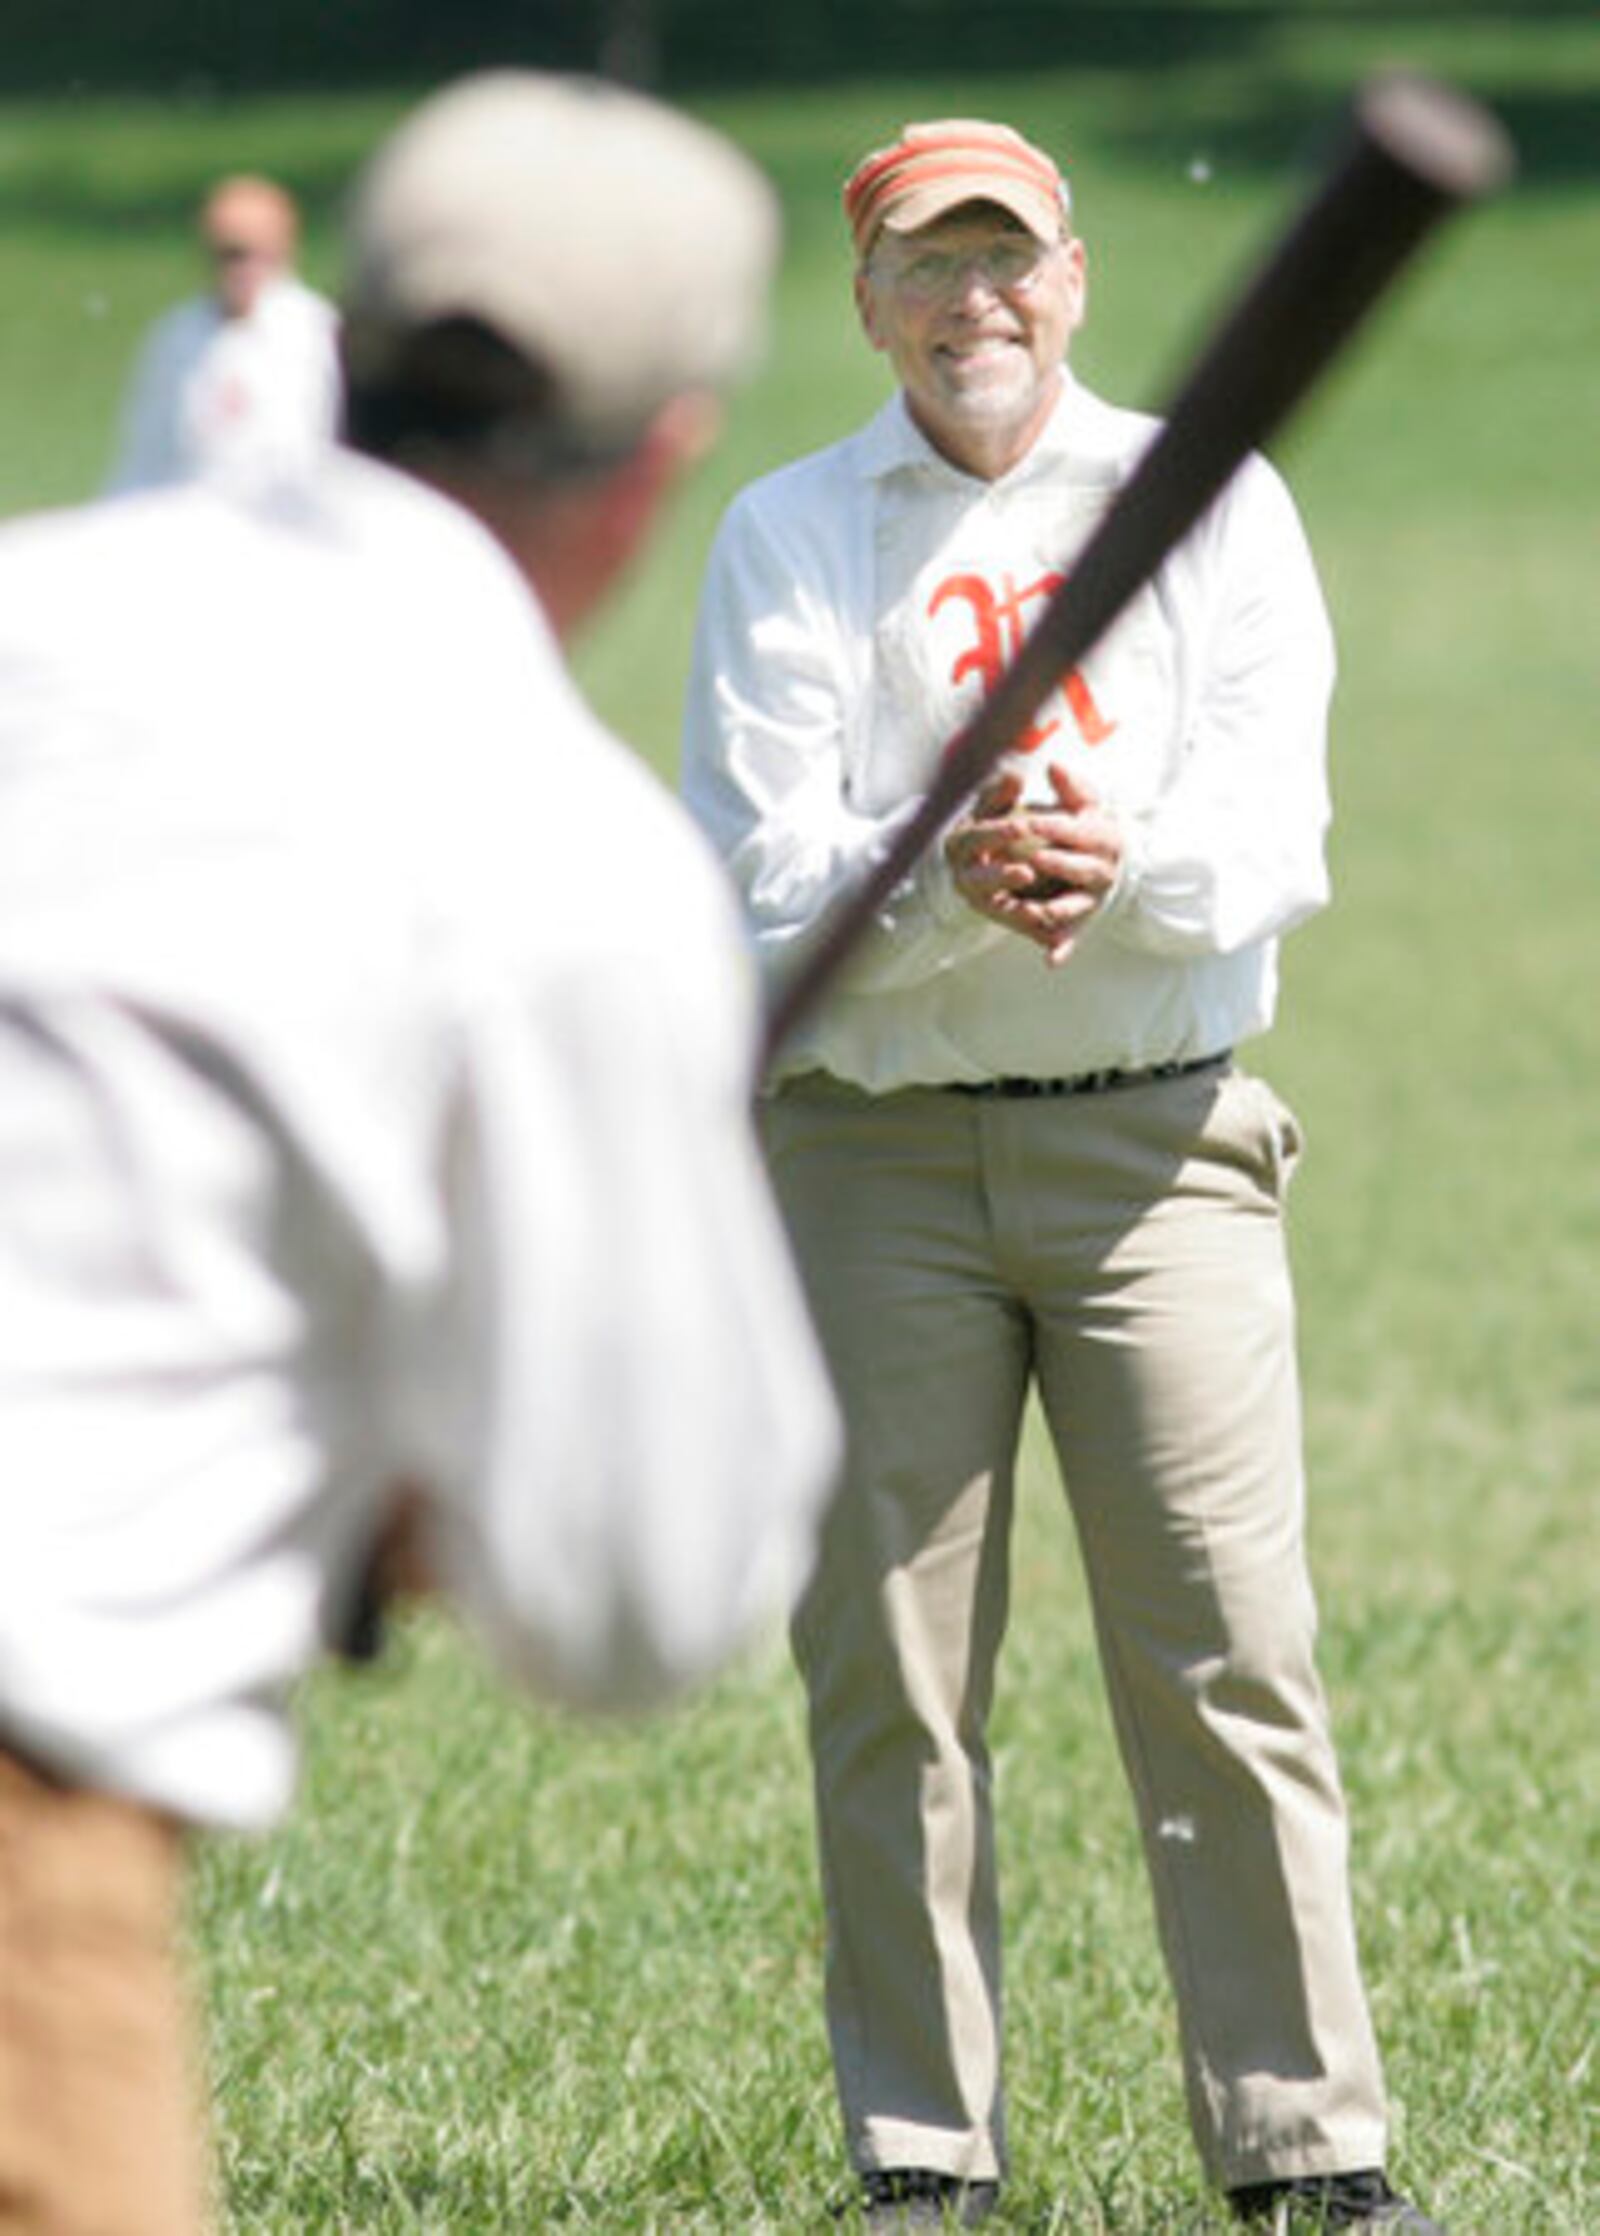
[2,14,1597,2228]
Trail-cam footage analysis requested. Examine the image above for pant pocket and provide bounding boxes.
[1204,1070,1305,1202]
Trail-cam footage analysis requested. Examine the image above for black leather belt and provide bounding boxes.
[947,1051,1230,1100]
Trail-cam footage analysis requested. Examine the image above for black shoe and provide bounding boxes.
[1229,2168,1445,2233]
[844,2167,1002,2228]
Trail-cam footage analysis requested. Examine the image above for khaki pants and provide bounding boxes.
[0,1746,210,2236]
[765,1066,1388,2189]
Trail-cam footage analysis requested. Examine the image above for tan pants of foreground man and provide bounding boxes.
[0,1745,209,2236]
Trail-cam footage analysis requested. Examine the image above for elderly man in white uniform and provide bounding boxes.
[682,117,1439,2234]
[0,73,838,2235]
[105,173,341,492]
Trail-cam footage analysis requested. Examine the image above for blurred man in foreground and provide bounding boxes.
[0,72,838,2234]
[105,172,342,491]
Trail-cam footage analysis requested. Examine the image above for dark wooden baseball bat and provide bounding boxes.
[759,72,1512,1070]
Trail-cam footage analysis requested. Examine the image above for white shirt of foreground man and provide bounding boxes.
[0,462,835,1830]
[0,78,841,2236]
[0,81,838,1837]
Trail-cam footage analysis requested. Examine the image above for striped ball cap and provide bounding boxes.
[844,118,1070,259]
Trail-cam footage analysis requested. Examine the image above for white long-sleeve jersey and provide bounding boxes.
[682,373,1335,1091]
[0,457,839,1830]
[105,276,342,494]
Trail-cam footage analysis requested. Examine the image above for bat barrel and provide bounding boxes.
[1358,71,1516,202]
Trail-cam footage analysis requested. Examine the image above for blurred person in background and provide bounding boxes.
[105,172,341,491]
[0,72,837,2236]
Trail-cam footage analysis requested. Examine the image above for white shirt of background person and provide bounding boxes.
[106,173,342,494]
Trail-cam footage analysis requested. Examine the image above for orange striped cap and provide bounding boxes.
[843,118,1070,259]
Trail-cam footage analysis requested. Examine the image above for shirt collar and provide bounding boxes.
[854,367,1128,492]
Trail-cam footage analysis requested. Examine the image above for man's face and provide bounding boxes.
[856,203,1085,479]
[201,186,294,320]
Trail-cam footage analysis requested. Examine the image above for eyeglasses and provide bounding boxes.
[878,236,1057,300]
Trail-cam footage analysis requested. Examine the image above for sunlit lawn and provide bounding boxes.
[2,16,1596,2226]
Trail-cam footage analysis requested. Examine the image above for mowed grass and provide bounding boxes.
[2,16,1597,2229]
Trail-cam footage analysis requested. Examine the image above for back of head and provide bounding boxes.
[341,70,780,483]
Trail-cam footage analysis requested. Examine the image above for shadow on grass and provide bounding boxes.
[0,1,1597,188]
[0,150,373,249]
[1110,69,1600,183]
[0,9,1595,258]
[0,82,1593,271]
[3,0,1599,93]
[229,2159,1236,2233]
